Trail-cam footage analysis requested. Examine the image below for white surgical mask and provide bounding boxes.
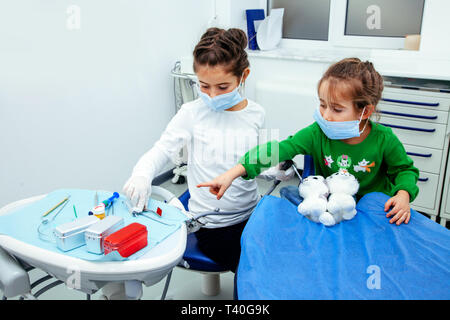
[313,107,368,140]
[196,76,244,112]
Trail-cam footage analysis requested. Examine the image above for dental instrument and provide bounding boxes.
[102,192,119,209]
[89,192,119,219]
[42,196,70,217]
[38,196,72,242]
[291,164,303,183]
[122,200,175,226]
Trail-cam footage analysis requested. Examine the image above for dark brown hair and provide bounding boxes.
[318,57,384,116]
[193,27,249,78]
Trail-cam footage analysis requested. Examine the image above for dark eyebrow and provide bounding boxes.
[320,99,345,108]
[330,103,346,108]
[199,81,231,86]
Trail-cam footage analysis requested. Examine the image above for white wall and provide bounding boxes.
[419,0,450,54]
[0,0,213,207]
[215,0,267,32]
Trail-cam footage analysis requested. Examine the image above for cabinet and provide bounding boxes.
[378,77,450,221]
[439,152,450,226]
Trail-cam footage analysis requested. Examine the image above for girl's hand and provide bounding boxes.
[197,164,247,200]
[384,190,411,225]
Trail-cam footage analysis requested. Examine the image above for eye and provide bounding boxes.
[218,86,229,91]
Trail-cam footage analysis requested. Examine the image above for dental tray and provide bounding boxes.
[0,189,189,262]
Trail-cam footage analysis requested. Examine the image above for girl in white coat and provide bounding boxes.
[124,27,268,273]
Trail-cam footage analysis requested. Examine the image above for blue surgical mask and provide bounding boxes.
[313,107,368,140]
[196,76,244,112]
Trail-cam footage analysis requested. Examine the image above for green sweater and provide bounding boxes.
[239,121,419,201]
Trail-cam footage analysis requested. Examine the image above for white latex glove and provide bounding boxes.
[260,162,296,181]
[123,176,151,213]
[276,164,295,181]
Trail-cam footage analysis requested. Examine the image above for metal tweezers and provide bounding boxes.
[122,200,176,227]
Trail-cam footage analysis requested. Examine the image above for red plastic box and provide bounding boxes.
[103,223,148,257]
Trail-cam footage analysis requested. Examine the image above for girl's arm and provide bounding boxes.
[198,124,318,199]
[384,138,419,202]
[131,103,194,179]
[124,104,193,211]
[239,124,318,180]
[383,132,420,225]
[197,138,295,200]
[197,164,246,200]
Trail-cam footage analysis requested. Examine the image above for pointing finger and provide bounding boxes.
[197,182,215,188]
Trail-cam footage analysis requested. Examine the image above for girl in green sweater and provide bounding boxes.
[197,57,419,226]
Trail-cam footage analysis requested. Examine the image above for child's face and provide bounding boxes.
[196,64,241,98]
[318,79,362,122]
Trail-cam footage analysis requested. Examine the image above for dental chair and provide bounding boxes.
[177,190,229,296]
[172,160,302,297]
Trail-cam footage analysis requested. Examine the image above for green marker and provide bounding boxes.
[73,205,78,218]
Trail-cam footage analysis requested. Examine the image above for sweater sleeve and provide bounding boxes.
[131,103,193,180]
[239,123,317,179]
[383,129,420,201]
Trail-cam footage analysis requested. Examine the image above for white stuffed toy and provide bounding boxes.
[297,176,331,225]
[297,172,359,227]
[325,172,359,225]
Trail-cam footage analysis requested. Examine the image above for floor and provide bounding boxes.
[1,176,300,300]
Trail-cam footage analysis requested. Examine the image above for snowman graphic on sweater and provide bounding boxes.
[324,154,375,174]
[337,155,351,174]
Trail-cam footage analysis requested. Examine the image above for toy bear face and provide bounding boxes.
[299,175,329,198]
[325,172,359,195]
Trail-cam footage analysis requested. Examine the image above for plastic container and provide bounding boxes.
[53,216,100,252]
[103,223,148,258]
[92,204,106,220]
[84,216,124,254]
